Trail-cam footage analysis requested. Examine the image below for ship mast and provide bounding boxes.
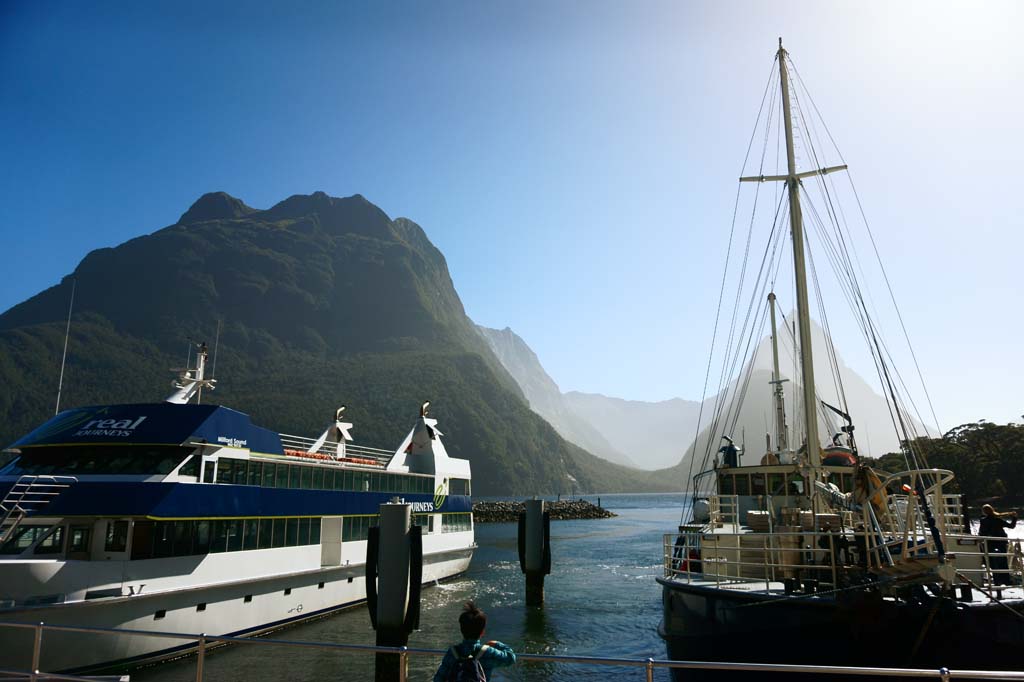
[768,292,789,454]
[740,39,847,500]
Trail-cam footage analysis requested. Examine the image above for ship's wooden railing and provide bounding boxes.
[2,620,1022,681]
[708,494,739,526]
[662,529,1023,596]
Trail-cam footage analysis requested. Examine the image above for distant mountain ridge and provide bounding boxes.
[0,191,680,495]
[476,326,638,467]
[479,319,919,474]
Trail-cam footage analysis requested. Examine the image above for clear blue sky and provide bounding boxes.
[1,1,1021,430]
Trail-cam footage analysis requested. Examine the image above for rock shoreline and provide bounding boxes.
[473,499,616,523]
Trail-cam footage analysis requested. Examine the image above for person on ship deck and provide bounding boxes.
[979,504,1018,586]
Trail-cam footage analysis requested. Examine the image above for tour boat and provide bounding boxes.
[0,344,475,674]
[657,40,1023,679]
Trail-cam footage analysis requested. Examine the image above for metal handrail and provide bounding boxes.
[662,531,1024,590]
[277,434,393,464]
[1,620,1023,682]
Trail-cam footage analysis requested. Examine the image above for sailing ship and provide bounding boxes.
[658,40,1023,678]
[0,344,476,674]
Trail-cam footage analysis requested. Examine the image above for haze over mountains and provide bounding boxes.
[479,318,919,473]
[0,191,678,495]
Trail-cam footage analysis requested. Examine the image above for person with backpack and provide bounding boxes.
[433,601,516,682]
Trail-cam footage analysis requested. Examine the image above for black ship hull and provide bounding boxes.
[658,577,1024,681]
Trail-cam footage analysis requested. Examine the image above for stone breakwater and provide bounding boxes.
[472,499,616,523]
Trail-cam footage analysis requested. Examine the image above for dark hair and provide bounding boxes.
[459,600,487,640]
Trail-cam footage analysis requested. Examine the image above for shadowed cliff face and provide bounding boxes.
[0,192,679,495]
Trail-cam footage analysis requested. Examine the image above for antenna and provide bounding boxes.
[54,279,76,414]
[211,319,222,379]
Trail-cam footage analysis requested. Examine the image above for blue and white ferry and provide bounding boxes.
[0,345,475,673]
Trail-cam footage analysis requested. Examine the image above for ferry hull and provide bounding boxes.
[659,578,1024,680]
[0,548,472,675]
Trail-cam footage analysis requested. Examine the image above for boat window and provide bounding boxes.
[312,467,325,490]
[173,521,194,555]
[285,518,299,546]
[450,478,470,496]
[720,475,735,495]
[298,518,310,544]
[226,520,244,552]
[262,458,278,485]
[194,521,211,554]
[247,461,262,487]
[179,455,200,478]
[35,525,66,554]
[242,519,258,550]
[276,464,289,489]
[69,525,91,553]
[310,519,321,544]
[272,518,286,548]
[131,521,154,560]
[105,520,129,552]
[300,466,312,490]
[5,445,190,476]
[258,519,273,550]
[442,513,472,533]
[217,459,233,484]
[751,474,766,496]
[1,525,49,554]
[734,475,750,496]
[342,515,377,541]
[210,521,229,553]
[153,522,174,558]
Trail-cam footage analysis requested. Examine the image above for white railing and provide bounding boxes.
[662,530,1023,594]
[0,476,78,545]
[277,434,393,465]
[0,620,1021,682]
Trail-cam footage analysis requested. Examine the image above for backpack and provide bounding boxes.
[447,643,490,682]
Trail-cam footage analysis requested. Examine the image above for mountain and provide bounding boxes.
[479,316,919,476]
[662,319,931,487]
[562,393,702,470]
[476,326,637,467]
[0,191,681,495]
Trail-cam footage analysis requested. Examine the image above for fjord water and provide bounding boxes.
[133,493,687,682]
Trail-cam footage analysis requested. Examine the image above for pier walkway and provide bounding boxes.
[2,621,1023,681]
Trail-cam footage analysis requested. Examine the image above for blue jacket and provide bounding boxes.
[432,639,516,681]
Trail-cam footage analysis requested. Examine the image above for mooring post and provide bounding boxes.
[367,501,422,682]
[518,498,551,606]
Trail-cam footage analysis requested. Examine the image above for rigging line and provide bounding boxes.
[802,188,927,445]
[790,60,942,437]
[738,56,782,176]
[803,187,934,447]
[685,58,784,497]
[803,226,852,433]
[705,191,787,456]
[712,79,779,432]
[711,64,782,438]
[683,182,746,510]
[725,303,771,437]
[789,58,928,441]
[55,278,77,415]
[722,226,787,440]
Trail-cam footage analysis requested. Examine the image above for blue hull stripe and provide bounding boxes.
[19,481,472,517]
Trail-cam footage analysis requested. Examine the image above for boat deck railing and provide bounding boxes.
[1,620,1022,681]
[277,434,393,466]
[663,528,1024,595]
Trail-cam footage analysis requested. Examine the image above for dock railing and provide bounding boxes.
[1,620,1023,682]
